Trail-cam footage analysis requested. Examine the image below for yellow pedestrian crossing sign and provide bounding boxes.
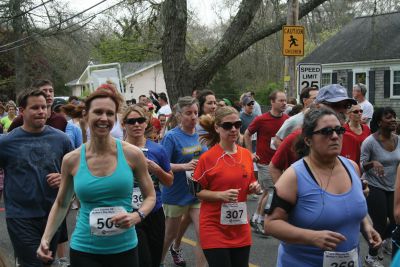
[282,25,304,56]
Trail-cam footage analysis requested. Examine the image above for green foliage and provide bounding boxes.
[209,66,240,100]
[250,81,283,106]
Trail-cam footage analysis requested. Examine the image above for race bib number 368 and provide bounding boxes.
[323,248,359,267]
[89,206,128,236]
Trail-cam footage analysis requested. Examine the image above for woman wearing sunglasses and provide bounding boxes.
[192,106,260,267]
[344,104,371,144]
[37,88,156,267]
[361,107,400,265]
[121,105,173,267]
[265,108,380,267]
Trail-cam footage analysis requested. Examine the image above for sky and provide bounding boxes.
[66,0,227,27]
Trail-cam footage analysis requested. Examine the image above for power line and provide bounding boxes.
[0,0,54,24]
[0,0,113,50]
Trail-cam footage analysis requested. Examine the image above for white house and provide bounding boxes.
[65,60,168,103]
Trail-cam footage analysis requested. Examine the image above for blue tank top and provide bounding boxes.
[70,139,137,254]
[277,156,367,267]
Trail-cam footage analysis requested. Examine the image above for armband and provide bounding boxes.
[264,186,293,215]
[187,178,202,196]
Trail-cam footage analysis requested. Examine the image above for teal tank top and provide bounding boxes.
[70,139,137,254]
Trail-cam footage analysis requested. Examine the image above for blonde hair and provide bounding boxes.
[122,105,153,138]
[199,106,239,147]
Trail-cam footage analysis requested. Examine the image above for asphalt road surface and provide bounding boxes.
[0,196,392,267]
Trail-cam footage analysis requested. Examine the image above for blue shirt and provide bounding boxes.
[161,127,207,205]
[0,126,73,218]
[277,157,367,267]
[65,121,82,149]
[145,139,171,212]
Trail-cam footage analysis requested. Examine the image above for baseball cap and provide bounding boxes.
[315,84,357,105]
[242,96,254,106]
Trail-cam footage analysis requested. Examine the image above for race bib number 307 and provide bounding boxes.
[220,202,247,225]
[89,207,128,236]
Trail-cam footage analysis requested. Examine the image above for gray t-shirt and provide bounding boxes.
[240,111,257,134]
[276,112,304,140]
[0,126,73,218]
[360,134,400,191]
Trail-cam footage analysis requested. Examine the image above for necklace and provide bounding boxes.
[308,157,336,192]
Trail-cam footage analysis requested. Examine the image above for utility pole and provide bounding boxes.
[284,0,299,99]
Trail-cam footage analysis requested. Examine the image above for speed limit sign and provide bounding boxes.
[298,63,322,92]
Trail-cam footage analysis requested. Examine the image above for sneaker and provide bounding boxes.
[382,238,392,255]
[250,216,257,228]
[169,245,186,267]
[364,255,384,267]
[255,222,265,235]
[54,257,71,267]
[377,247,384,261]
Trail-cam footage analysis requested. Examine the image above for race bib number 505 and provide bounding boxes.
[89,206,128,236]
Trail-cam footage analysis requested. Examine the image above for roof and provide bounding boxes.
[301,12,400,64]
[65,79,84,86]
[124,60,162,79]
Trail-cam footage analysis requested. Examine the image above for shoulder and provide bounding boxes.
[121,140,142,156]
[62,148,81,169]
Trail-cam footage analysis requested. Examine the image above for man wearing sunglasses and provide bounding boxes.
[244,90,289,234]
[352,83,374,126]
[269,84,360,184]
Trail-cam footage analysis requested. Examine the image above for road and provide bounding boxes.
[0,197,392,267]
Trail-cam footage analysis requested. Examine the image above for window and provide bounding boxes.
[393,70,400,96]
[321,73,331,87]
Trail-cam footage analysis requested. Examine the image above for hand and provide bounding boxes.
[252,153,260,162]
[185,159,198,171]
[218,189,240,202]
[363,224,382,249]
[36,239,53,263]
[111,212,140,229]
[46,173,61,188]
[309,230,346,251]
[372,161,384,177]
[248,181,261,194]
[361,179,369,197]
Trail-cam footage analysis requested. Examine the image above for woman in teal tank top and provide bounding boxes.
[37,85,156,267]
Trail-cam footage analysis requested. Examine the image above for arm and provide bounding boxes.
[273,136,283,149]
[264,167,346,250]
[171,160,197,172]
[360,215,381,249]
[360,137,384,176]
[147,159,174,187]
[269,162,283,184]
[395,165,400,224]
[197,189,240,202]
[37,152,76,262]
[243,129,253,152]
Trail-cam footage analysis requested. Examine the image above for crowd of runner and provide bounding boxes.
[1,79,400,267]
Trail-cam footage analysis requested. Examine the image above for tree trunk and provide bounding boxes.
[161,0,329,104]
[10,0,26,95]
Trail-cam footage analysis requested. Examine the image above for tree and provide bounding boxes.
[160,0,330,103]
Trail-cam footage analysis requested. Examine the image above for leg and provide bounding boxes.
[174,211,191,249]
[160,204,186,264]
[366,186,388,256]
[70,248,102,267]
[135,223,152,267]
[203,248,231,267]
[230,246,250,267]
[189,206,207,267]
[143,208,165,267]
[109,247,139,267]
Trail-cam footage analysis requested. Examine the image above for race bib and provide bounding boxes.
[220,202,247,225]
[185,170,194,180]
[89,207,128,236]
[323,248,359,267]
[131,187,143,210]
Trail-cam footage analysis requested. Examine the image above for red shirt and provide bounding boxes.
[344,123,371,145]
[8,112,67,132]
[247,112,289,165]
[270,129,360,172]
[193,144,256,249]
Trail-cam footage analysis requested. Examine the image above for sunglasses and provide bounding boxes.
[124,117,146,125]
[351,109,363,114]
[246,101,255,106]
[312,126,346,136]
[219,121,242,130]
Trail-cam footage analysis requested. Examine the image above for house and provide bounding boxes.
[65,60,167,103]
[300,12,400,113]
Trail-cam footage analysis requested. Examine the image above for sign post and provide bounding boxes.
[298,63,322,93]
[282,26,304,56]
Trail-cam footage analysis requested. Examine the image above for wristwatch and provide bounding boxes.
[136,210,146,221]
